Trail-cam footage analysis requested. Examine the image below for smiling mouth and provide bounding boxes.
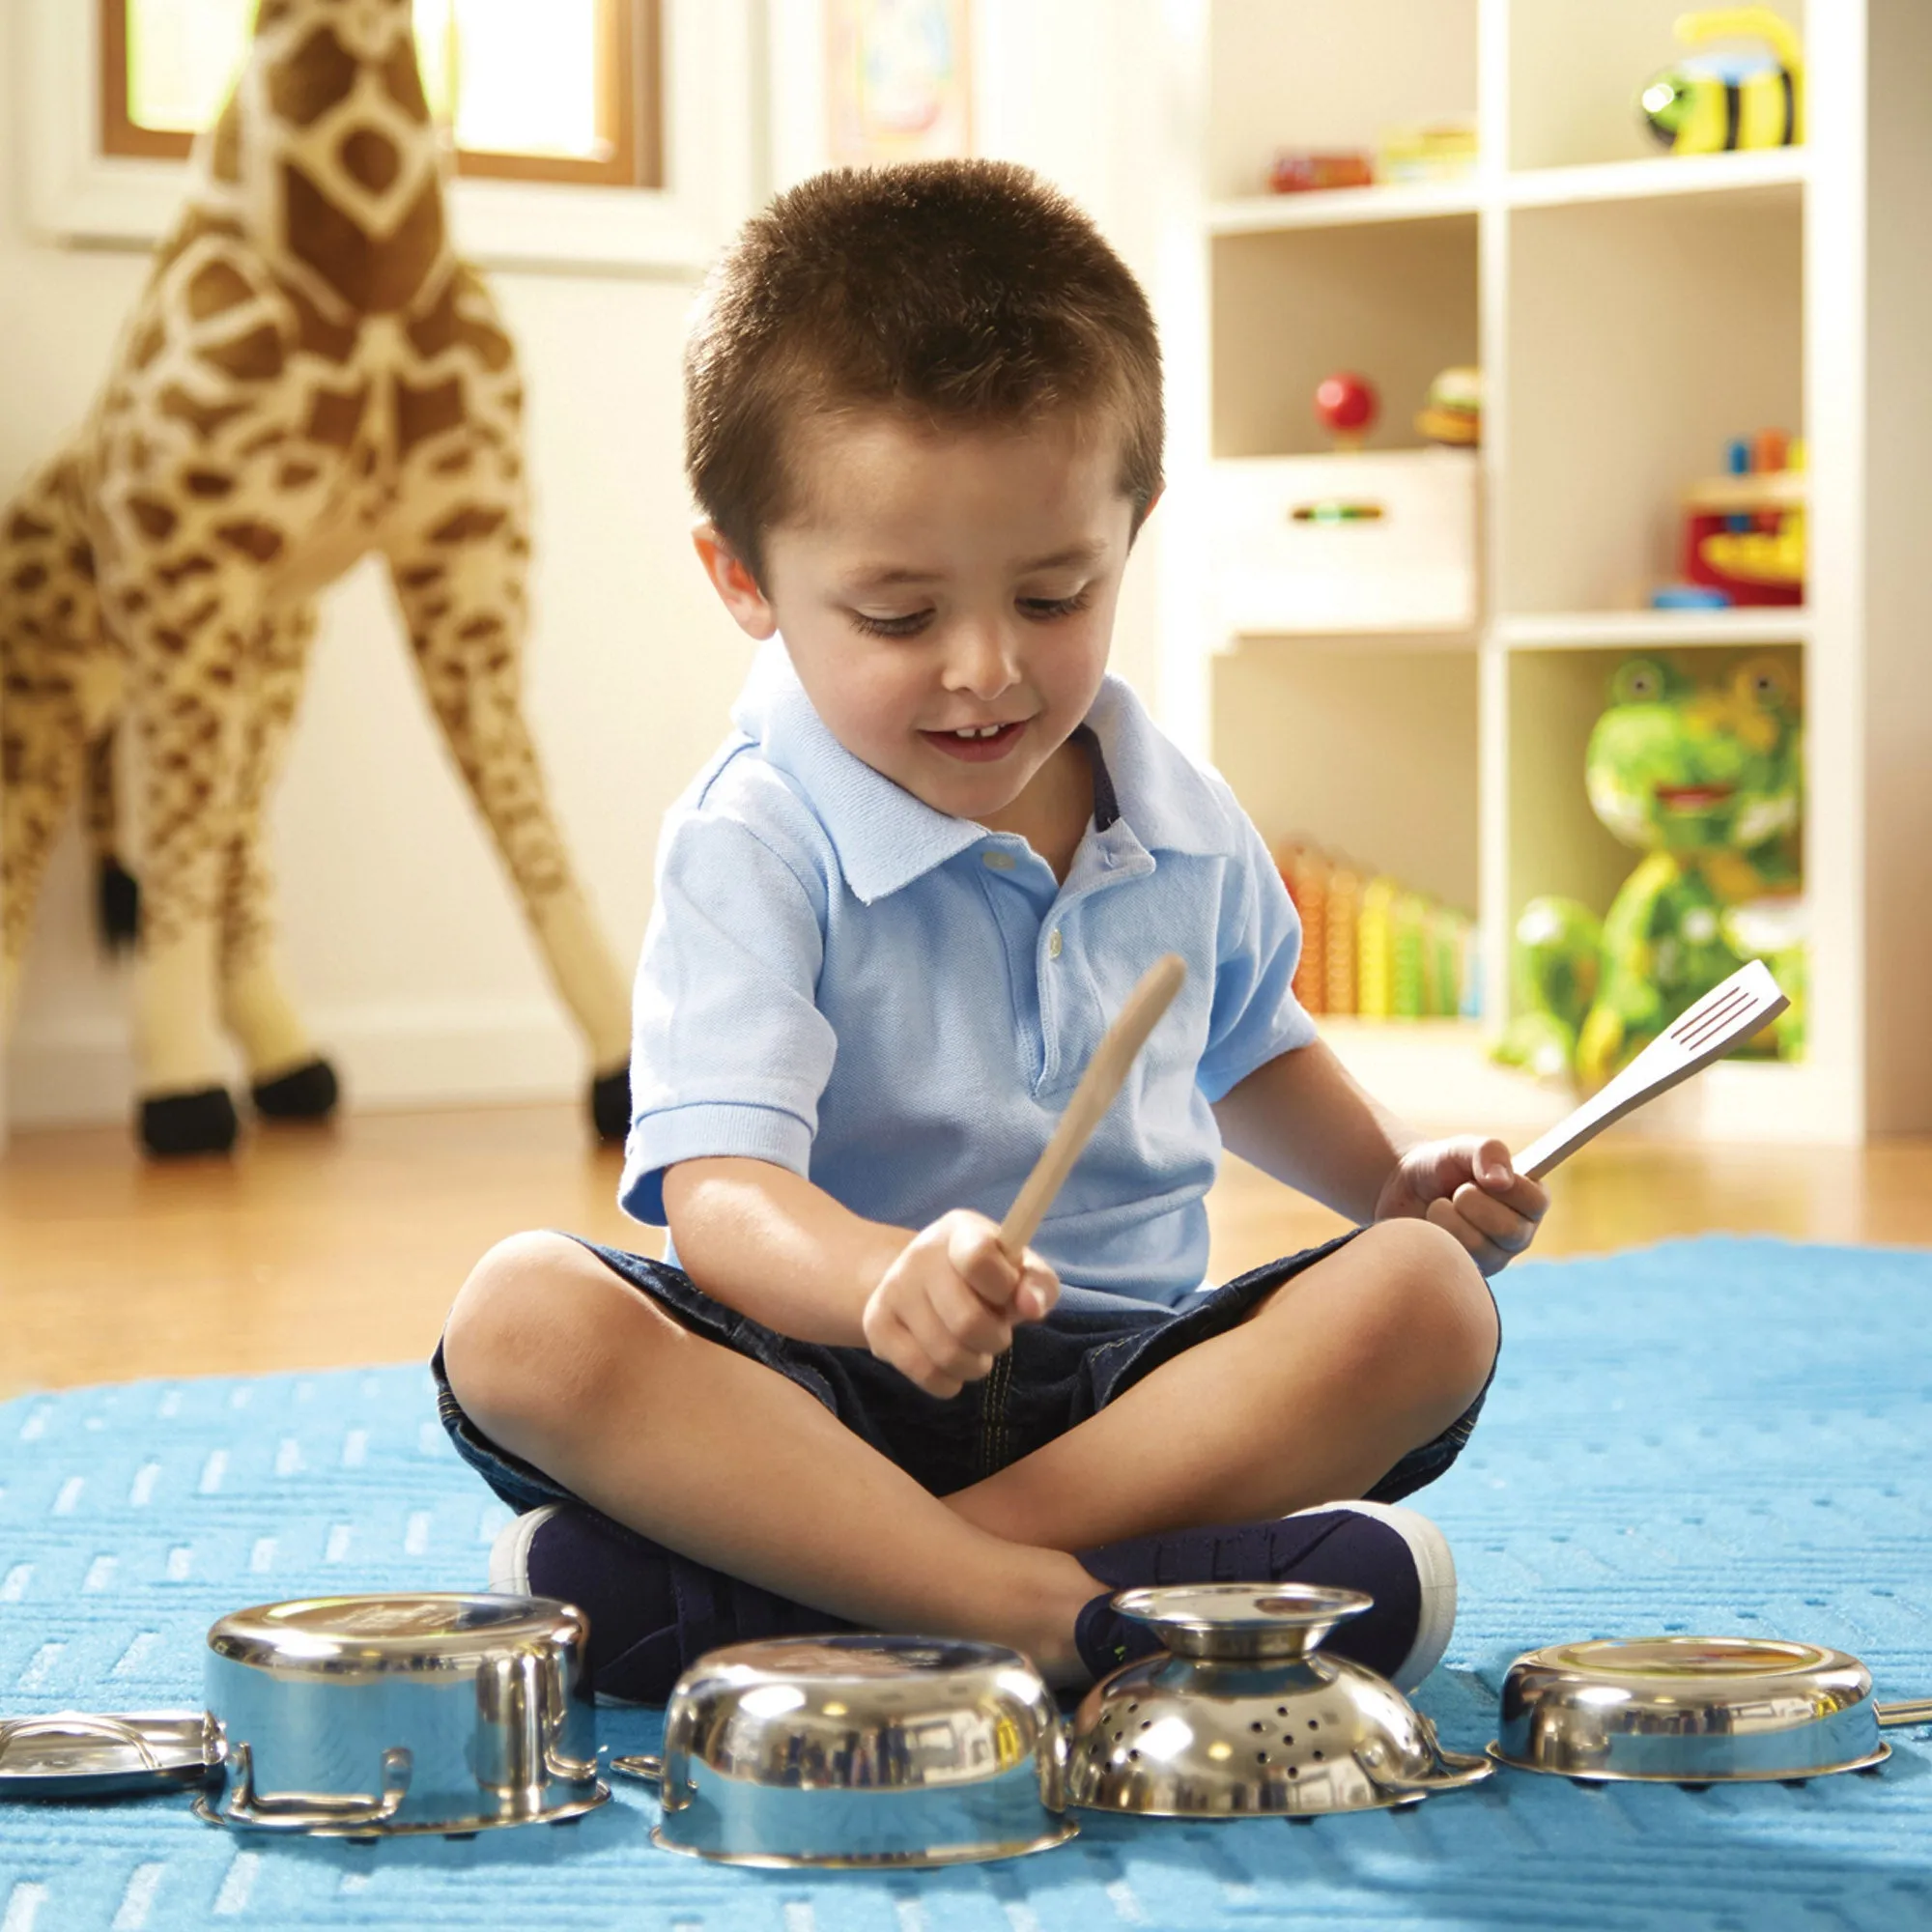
[922,721,1028,762]
[1656,784,1734,810]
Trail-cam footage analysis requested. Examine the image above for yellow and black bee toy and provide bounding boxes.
[1639,8,1804,156]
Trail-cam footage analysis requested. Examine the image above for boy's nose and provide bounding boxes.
[942,621,1020,700]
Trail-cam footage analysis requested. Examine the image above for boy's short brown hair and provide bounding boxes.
[685,159,1163,582]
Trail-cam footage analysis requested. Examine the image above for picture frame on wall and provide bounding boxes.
[826,0,971,166]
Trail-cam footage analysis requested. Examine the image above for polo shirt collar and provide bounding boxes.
[731,644,1223,904]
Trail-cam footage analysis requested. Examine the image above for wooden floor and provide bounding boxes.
[3,1103,1929,1401]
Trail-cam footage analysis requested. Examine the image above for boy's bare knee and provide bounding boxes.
[442,1231,628,1448]
[1343,1218,1497,1403]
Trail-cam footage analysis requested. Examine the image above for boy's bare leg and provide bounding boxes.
[442,1232,1099,1682]
[944,1218,1497,1552]
[441,1218,1492,1684]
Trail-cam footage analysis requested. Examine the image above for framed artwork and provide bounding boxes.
[826,0,971,167]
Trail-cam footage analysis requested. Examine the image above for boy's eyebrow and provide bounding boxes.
[841,540,1107,591]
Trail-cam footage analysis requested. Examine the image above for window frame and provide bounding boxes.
[98,0,665,189]
[25,0,745,274]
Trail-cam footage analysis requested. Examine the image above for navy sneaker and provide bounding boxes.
[491,1503,853,1704]
[1071,1499,1456,1691]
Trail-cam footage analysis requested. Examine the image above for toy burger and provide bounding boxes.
[1416,367,1481,448]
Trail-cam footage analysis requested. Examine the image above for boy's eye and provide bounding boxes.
[1017,588,1093,622]
[850,609,934,639]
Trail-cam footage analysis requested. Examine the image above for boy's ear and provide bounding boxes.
[692,523,778,639]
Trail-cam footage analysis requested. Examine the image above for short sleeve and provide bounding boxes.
[1194,813,1318,1102]
[618,810,838,1224]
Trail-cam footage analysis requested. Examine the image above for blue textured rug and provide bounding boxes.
[3,1236,1930,1931]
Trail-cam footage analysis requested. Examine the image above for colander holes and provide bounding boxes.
[1307,1719,1320,1731]
[1276,1706,1290,1717]
[1139,1719,1151,1730]
[1289,1765,1299,1777]
[1128,1749,1141,1762]
[1126,1703,1139,1713]
[1312,1749,1323,1762]
[1256,1751,1268,1763]
[1249,1720,1265,1733]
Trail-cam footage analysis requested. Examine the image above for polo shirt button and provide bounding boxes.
[983,850,1015,870]
[1048,928,1064,959]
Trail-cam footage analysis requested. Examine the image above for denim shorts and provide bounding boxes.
[434,1227,1495,1517]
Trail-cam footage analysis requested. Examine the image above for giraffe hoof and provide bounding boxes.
[139,1087,240,1158]
[252,1058,341,1122]
[590,1065,630,1144]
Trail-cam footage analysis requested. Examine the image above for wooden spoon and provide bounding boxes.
[1514,958,1790,1180]
[999,953,1188,1259]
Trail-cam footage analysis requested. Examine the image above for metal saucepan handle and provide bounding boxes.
[1876,1701,1932,1728]
[202,1740,412,1832]
[1370,1719,1495,1796]
[610,1752,663,1786]
[0,1715,164,1772]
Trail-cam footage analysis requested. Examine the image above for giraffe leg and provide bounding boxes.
[386,510,631,1142]
[113,587,262,1157]
[2,460,121,1038]
[215,601,338,1121]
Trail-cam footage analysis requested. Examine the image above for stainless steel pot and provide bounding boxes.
[1068,1584,1492,1817]
[612,1634,1076,1867]
[195,1593,609,1836]
[1491,1635,1932,1785]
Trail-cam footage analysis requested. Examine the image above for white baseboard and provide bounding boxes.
[3,999,589,1129]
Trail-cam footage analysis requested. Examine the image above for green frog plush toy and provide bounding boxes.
[1497,653,1804,1090]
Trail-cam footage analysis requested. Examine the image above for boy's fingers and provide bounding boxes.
[931,1270,1015,1356]
[1472,1141,1549,1218]
[1015,1255,1060,1322]
[868,1307,964,1400]
[946,1216,1024,1309]
[899,1286,997,1386]
[1426,1196,1511,1277]
[1449,1179,1536,1254]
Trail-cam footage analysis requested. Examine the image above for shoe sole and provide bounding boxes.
[488,1503,563,1596]
[1288,1498,1457,1691]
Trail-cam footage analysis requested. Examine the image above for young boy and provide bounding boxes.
[436,160,1545,1702]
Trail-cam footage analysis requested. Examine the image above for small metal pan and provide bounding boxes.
[612,1634,1076,1868]
[0,1713,221,1800]
[1491,1635,1932,1786]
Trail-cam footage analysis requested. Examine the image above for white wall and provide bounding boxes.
[2,0,1166,1129]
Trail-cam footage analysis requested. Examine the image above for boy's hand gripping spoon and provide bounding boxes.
[1512,959,1790,1180]
[999,953,1188,1260]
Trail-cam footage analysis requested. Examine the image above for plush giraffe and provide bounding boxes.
[0,0,633,1157]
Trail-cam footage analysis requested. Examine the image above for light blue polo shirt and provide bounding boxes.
[618,644,1316,1305]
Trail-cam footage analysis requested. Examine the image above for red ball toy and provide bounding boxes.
[1315,372,1378,445]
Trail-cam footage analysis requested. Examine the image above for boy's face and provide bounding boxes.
[696,409,1135,829]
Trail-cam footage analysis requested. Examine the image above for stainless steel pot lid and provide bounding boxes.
[205,1591,573,1671]
[0,1713,222,1799]
[1491,1635,1932,1784]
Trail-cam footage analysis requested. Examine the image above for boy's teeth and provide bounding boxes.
[952,724,1006,738]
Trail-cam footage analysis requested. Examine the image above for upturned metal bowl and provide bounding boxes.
[1068,1584,1491,1818]
[1491,1635,1932,1785]
[612,1634,1075,1868]
[196,1593,608,1836]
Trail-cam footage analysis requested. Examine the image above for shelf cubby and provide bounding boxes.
[1212,638,1479,916]
[1211,218,1477,459]
[1508,0,1805,173]
[1207,0,1476,202]
[1502,185,1802,614]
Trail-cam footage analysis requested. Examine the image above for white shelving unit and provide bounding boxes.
[1150,0,1932,1141]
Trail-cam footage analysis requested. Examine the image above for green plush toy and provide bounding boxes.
[1497,654,1805,1090]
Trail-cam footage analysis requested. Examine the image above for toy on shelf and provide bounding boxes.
[1278,842,1479,1023]
[1269,151,1375,194]
[1653,431,1805,608]
[1314,372,1378,453]
[1377,121,1478,184]
[1639,8,1804,156]
[1494,652,1806,1091]
[1415,367,1481,448]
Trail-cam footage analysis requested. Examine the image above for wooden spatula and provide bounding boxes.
[1513,958,1790,1180]
[999,953,1187,1258]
